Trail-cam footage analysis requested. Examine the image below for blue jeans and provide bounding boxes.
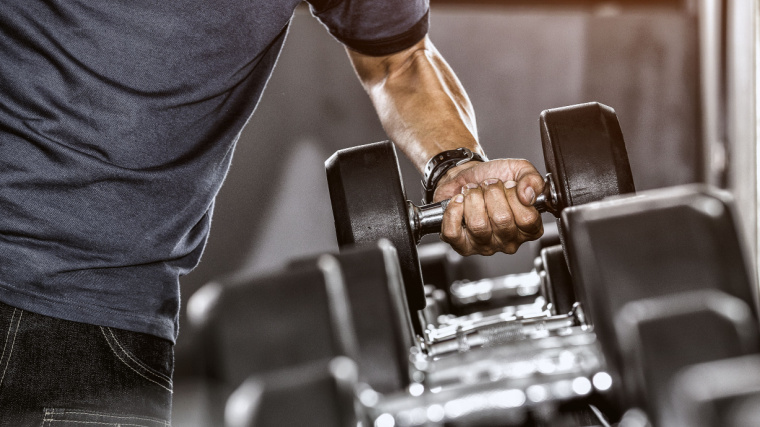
[0,300,174,426]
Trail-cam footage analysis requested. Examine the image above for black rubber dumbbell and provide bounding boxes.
[325,102,635,323]
[330,240,417,394]
[539,244,577,316]
[189,240,417,423]
[560,184,760,421]
[667,354,760,427]
[288,240,418,395]
[614,290,759,425]
[189,254,359,422]
[224,356,360,427]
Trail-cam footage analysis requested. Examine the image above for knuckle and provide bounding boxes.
[501,242,520,255]
[485,183,505,195]
[464,187,483,199]
[514,158,531,167]
[514,159,536,173]
[466,218,490,235]
[440,227,458,241]
[453,244,475,257]
[525,224,545,241]
[495,220,518,239]
[518,209,540,226]
[480,247,496,256]
[491,211,514,228]
[472,237,492,247]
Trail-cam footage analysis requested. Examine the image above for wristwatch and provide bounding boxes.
[421,147,486,204]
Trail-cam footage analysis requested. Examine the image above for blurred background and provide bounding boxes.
[172,0,758,424]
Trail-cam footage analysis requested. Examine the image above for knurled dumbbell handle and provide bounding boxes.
[409,173,558,243]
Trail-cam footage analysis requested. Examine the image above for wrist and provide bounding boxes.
[421,147,486,204]
[439,160,480,185]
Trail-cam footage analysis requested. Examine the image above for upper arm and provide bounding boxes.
[306,0,429,56]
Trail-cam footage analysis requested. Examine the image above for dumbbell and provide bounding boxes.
[419,242,584,356]
[422,306,584,356]
[188,254,359,423]
[225,357,360,427]
[326,102,635,323]
[288,240,419,395]
[188,240,416,426]
[667,354,760,427]
[614,290,760,425]
[422,229,571,320]
[417,242,479,317]
[444,243,574,317]
[539,244,577,316]
[224,356,362,427]
[416,189,760,425]
[447,269,543,313]
[560,184,760,422]
[330,240,417,394]
[370,327,610,426]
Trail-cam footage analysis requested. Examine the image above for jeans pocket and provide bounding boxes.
[99,326,173,393]
[42,408,170,426]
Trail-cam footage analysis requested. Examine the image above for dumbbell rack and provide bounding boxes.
[193,103,760,427]
[351,185,760,427]
[357,251,614,427]
[369,332,608,426]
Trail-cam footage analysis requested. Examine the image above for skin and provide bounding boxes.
[347,35,544,256]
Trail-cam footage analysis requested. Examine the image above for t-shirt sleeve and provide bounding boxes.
[307,0,430,56]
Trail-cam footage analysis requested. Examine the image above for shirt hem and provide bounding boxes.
[0,284,176,343]
[338,11,430,57]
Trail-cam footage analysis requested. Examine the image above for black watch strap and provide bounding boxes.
[421,147,486,204]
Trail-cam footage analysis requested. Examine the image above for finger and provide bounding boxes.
[515,165,546,207]
[481,178,519,251]
[462,183,492,246]
[440,193,470,254]
[505,181,543,238]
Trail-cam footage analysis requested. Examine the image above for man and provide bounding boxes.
[0,0,543,424]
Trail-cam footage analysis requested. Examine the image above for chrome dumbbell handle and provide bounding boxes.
[423,305,586,357]
[408,173,558,243]
[533,173,559,215]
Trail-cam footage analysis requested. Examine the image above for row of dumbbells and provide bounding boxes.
[189,237,599,427]
[380,182,760,426]
[188,103,760,426]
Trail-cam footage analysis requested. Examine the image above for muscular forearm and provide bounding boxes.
[347,35,485,173]
[346,34,544,256]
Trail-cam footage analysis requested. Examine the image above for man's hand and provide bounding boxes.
[435,159,545,256]
[346,36,542,256]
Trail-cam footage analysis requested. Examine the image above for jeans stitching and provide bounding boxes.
[42,421,152,426]
[43,407,53,427]
[57,410,168,425]
[0,310,22,390]
[42,408,169,427]
[0,309,17,382]
[104,327,172,384]
[98,328,172,393]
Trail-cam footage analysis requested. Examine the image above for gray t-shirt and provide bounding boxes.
[0,0,429,341]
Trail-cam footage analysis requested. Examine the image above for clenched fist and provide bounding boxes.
[434,159,545,256]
